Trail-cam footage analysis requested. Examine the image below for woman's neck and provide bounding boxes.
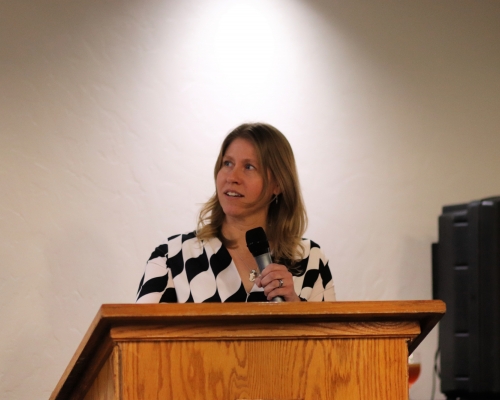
[221,218,266,250]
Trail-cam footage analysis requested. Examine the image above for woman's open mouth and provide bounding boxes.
[225,191,243,197]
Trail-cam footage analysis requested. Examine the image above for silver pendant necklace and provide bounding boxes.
[233,250,259,282]
[249,269,258,282]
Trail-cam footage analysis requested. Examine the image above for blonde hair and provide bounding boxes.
[197,123,308,266]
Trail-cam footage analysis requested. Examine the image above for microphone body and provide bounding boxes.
[254,252,273,274]
[246,227,284,303]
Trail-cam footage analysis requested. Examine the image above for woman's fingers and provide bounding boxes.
[255,264,284,287]
[255,264,300,302]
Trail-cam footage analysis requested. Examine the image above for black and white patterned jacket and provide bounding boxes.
[136,231,335,303]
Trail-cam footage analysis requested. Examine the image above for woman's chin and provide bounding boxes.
[222,209,245,220]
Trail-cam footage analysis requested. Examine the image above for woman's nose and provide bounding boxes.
[226,167,242,183]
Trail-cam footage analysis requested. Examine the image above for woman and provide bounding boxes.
[136,123,335,303]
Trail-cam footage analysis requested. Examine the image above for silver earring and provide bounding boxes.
[275,195,278,205]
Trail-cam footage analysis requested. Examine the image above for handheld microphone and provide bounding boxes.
[246,227,284,303]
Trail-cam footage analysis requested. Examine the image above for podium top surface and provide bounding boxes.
[96,299,444,319]
[51,300,445,399]
[88,300,444,350]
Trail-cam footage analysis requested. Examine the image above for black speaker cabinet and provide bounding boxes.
[433,197,500,399]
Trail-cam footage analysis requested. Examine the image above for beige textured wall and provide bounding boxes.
[1,1,499,399]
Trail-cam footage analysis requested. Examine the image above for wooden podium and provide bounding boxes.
[50,301,445,400]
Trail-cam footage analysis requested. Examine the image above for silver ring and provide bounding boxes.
[278,279,284,288]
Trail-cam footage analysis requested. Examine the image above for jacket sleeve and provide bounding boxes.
[136,243,177,303]
[296,240,336,302]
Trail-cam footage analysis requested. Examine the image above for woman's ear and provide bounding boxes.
[269,174,281,196]
[273,185,281,196]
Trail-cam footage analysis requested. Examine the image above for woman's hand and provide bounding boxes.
[254,263,300,302]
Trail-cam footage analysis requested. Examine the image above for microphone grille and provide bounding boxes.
[245,227,269,256]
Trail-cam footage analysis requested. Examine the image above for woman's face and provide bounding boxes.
[216,138,278,225]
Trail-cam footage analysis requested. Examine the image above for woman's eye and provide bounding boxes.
[223,160,232,167]
[245,164,255,170]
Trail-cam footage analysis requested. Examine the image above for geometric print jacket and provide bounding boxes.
[136,231,336,303]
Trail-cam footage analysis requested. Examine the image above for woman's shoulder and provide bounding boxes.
[300,237,322,247]
[156,231,223,252]
[299,237,325,255]
[284,237,327,276]
[165,230,196,242]
[148,231,201,261]
[148,231,196,257]
[155,230,200,245]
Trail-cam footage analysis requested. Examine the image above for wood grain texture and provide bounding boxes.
[83,348,119,400]
[61,336,115,400]
[51,301,445,399]
[110,320,420,341]
[98,301,444,352]
[97,300,445,321]
[119,338,408,400]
